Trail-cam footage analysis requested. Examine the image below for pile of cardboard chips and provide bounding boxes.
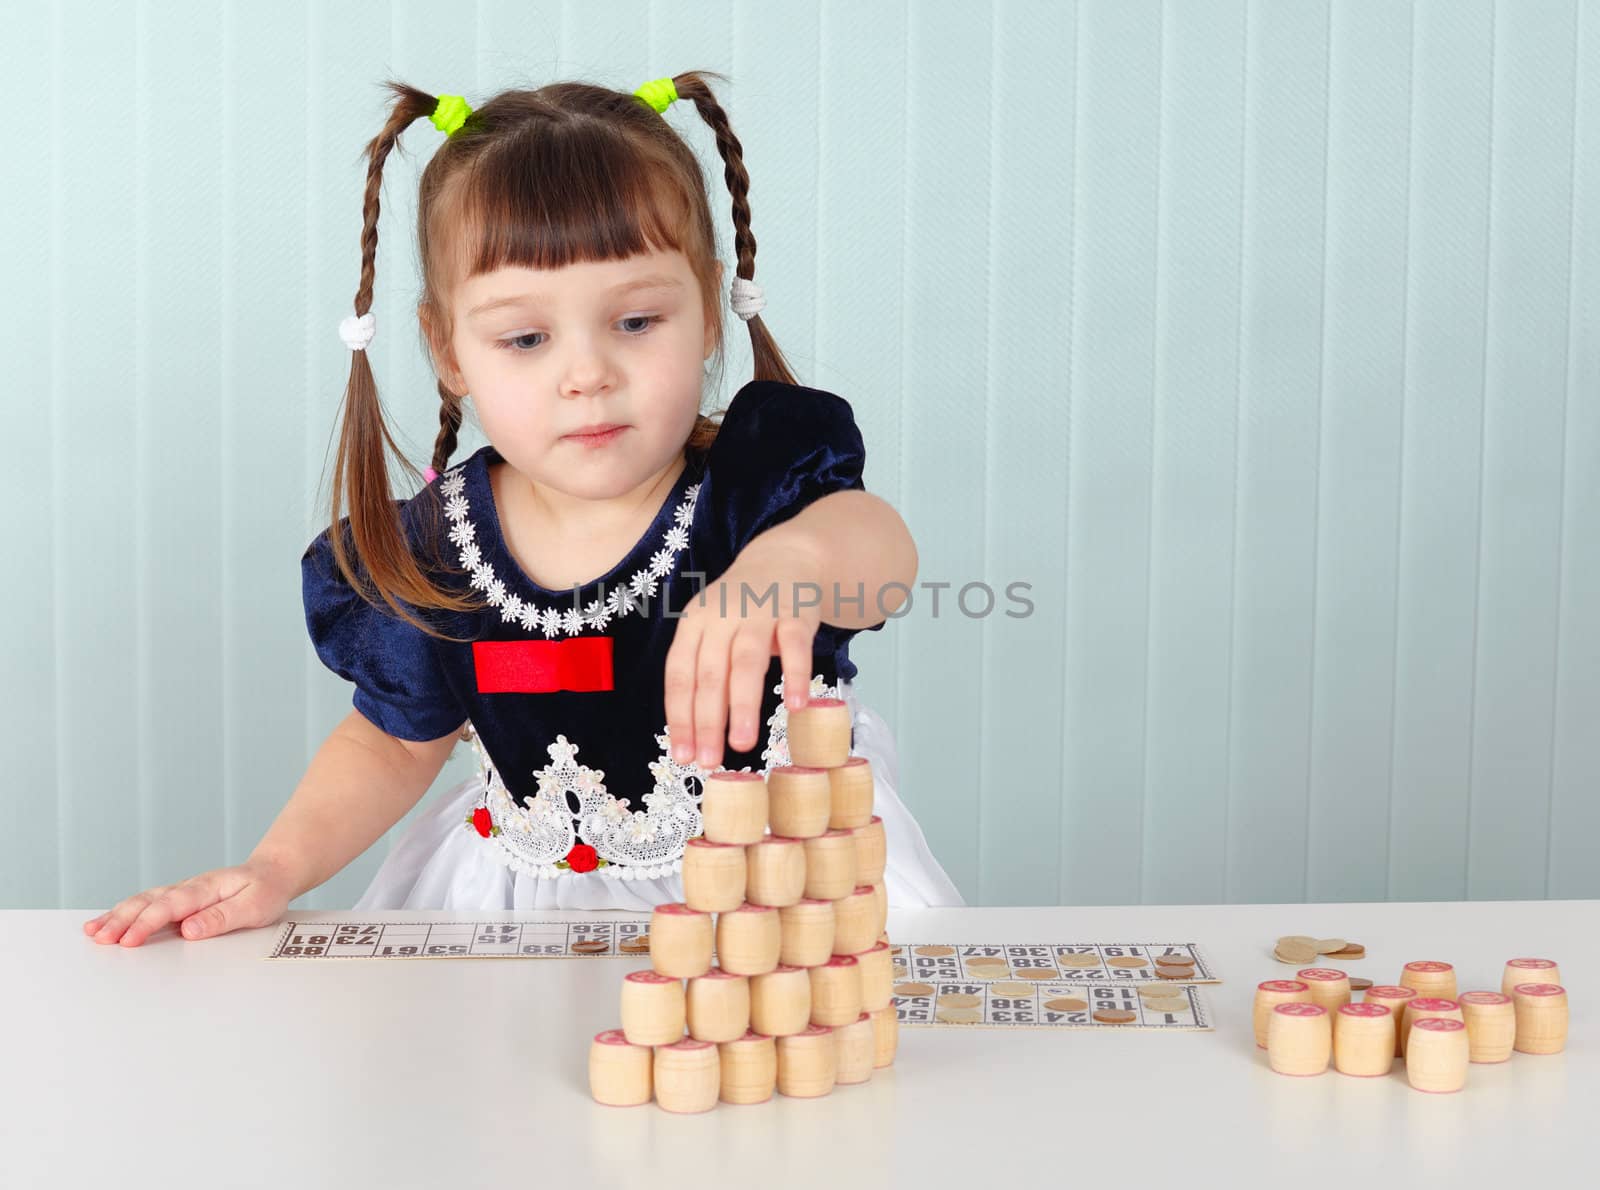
[1276,936,1369,986]
[1154,952,1197,980]
[1275,935,1365,963]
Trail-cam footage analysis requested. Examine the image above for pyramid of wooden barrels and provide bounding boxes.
[589,697,897,1111]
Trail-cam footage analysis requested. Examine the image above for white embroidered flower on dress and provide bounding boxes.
[548,736,580,768]
[674,494,696,528]
[625,812,657,843]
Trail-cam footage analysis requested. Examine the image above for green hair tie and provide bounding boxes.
[634,77,678,113]
[431,94,471,136]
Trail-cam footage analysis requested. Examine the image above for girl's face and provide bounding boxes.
[430,247,720,505]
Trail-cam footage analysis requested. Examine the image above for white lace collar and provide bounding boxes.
[436,450,700,638]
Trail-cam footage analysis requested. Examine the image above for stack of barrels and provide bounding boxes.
[589,697,898,1112]
[1256,956,1568,1093]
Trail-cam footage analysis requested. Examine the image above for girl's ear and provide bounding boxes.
[419,301,468,396]
[705,261,724,359]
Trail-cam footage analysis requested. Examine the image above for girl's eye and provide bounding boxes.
[496,315,665,353]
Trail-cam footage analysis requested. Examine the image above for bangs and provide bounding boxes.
[434,119,705,289]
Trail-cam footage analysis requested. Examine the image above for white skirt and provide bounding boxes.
[353,683,967,912]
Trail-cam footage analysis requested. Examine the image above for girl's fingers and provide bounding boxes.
[726,624,775,753]
[663,616,704,764]
[776,618,816,710]
[118,895,182,948]
[90,893,157,944]
[120,881,210,948]
[691,627,735,770]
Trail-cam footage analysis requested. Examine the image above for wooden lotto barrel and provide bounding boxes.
[832,885,879,956]
[1253,980,1312,1049]
[1267,1003,1330,1077]
[787,698,853,768]
[776,1023,837,1098]
[718,1030,777,1105]
[832,1012,876,1085]
[828,757,875,829]
[749,964,812,1037]
[746,834,807,907]
[803,829,859,901]
[681,837,747,913]
[685,967,751,1044]
[648,903,713,978]
[1406,1018,1469,1094]
[588,1029,652,1107]
[766,766,833,839]
[852,817,887,885]
[1332,1003,1394,1078]
[1512,983,1568,1055]
[654,1038,720,1113]
[716,903,782,976]
[809,954,864,1026]
[699,771,769,845]
[778,898,837,968]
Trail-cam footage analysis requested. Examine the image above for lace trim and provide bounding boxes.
[466,673,840,880]
[436,463,700,637]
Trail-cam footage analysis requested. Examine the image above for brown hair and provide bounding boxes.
[325,72,798,641]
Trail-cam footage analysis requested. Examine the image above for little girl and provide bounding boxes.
[84,71,962,948]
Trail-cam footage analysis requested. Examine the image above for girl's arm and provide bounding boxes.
[87,710,461,947]
[251,710,463,899]
[758,489,918,629]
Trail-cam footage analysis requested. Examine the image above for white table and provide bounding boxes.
[4,900,1591,1187]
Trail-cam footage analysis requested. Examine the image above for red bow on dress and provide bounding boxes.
[472,636,614,693]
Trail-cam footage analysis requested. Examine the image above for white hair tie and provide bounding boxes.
[730,276,765,321]
[339,311,376,352]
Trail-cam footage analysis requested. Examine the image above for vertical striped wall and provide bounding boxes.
[2,0,1595,915]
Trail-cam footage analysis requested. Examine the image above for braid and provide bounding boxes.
[672,72,798,387]
[324,79,486,642]
[678,83,757,286]
[431,383,464,477]
[351,86,435,319]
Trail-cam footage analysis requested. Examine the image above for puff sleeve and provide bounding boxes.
[700,379,887,642]
[301,506,469,742]
[703,380,871,555]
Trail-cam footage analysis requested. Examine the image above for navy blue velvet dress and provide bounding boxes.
[301,379,965,910]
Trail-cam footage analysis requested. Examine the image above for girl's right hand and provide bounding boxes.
[81,855,299,948]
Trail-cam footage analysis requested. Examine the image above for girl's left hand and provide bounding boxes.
[664,537,822,770]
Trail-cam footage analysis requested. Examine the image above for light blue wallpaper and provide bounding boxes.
[3,0,1595,912]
